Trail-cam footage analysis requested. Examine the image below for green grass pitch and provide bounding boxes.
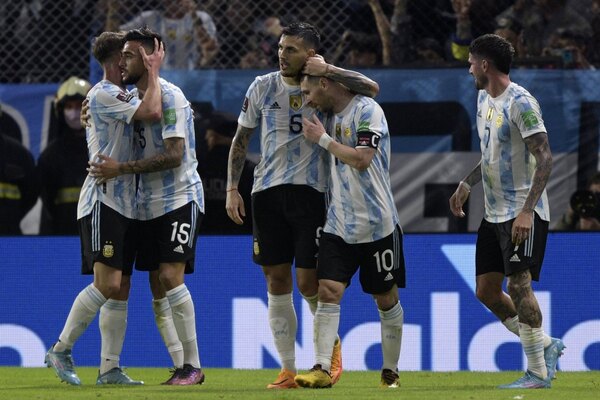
[1,367,599,400]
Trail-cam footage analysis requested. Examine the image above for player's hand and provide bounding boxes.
[512,210,533,244]
[88,154,121,184]
[226,189,246,225]
[449,182,470,218]
[303,55,328,76]
[140,38,164,73]
[302,114,326,144]
[80,98,91,127]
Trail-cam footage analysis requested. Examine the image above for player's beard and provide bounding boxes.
[122,70,142,85]
[474,74,488,90]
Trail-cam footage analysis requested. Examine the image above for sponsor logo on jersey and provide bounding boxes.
[270,102,281,110]
[335,123,341,137]
[521,110,539,128]
[173,244,184,254]
[289,95,302,111]
[116,92,134,103]
[486,108,494,121]
[102,242,114,258]
[242,96,249,113]
[163,109,177,125]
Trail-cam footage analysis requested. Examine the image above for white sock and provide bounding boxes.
[99,299,127,374]
[314,302,340,373]
[379,302,404,372]
[519,322,547,379]
[153,297,184,368]
[302,293,319,316]
[55,284,107,352]
[504,315,552,348]
[166,284,201,369]
[502,315,520,336]
[267,292,297,372]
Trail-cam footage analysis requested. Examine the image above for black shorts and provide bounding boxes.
[134,202,202,274]
[475,212,549,281]
[78,202,136,276]
[251,184,326,268]
[317,225,406,294]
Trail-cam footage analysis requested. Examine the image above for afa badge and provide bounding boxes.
[102,242,114,258]
[344,127,351,137]
[289,95,302,111]
[495,114,503,127]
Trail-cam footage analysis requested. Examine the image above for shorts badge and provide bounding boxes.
[102,242,114,258]
[253,239,260,256]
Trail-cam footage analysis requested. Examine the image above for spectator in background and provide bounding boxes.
[448,0,473,62]
[542,27,595,69]
[494,15,525,58]
[114,0,219,68]
[590,0,600,66]
[520,0,591,58]
[330,30,381,67]
[0,127,38,235]
[366,0,413,65]
[197,111,255,234]
[554,172,600,230]
[37,76,91,235]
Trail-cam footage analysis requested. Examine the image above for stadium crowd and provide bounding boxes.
[1,0,600,83]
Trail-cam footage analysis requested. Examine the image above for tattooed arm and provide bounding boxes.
[88,137,183,181]
[226,125,254,225]
[512,132,553,243]
[303,56,379,98]
[449,161,482,218]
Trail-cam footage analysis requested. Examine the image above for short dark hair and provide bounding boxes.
[281,22,321,51]
[123,26,164,54]
[92,31,125,64]
[469,34,514,74]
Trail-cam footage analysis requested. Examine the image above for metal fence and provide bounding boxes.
[1,0,598,83]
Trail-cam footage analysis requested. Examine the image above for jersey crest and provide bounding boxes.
[289,95,302,111]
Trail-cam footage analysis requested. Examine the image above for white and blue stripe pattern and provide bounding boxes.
[133,78,204,220]
[476,82,550,223]
[77,80,141,220]
[238,71,329,194]
[324,95,399,244]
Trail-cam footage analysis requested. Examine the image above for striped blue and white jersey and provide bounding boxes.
[132,78,204,220]
[476,82,550,223]
[77,80,141,219]
[120,11,217,70]
[238,71,329,194]
[325,95,400,244]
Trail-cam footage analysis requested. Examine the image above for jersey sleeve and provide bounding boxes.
[510,93,547,139]
[161,87,187,140]
[237,78,262,129]
[93,85,142,124]
[355,101,385,149]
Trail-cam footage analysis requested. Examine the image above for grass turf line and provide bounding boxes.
[0,367,599,400]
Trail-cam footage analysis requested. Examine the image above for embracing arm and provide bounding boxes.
[88,137,184,181]
[323,65,379,98]
[303,56,379,98]
[121,137,183,174]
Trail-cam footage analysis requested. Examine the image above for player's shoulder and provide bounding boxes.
[251,71,280,87]
[159,78,188,100]
[91,80,131,103]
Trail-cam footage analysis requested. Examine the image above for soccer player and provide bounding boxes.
[449,33,565,389]
[89,27,205,386]
[45,31,163,385]
[225,22,379,389]
[293,73,405,389]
